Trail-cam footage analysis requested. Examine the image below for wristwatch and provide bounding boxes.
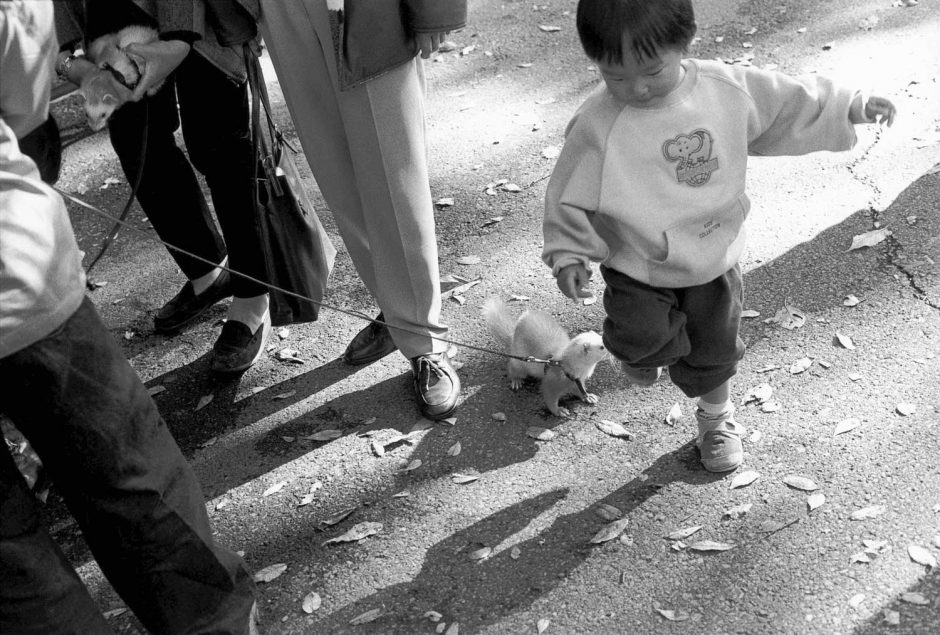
[56,47,85,82]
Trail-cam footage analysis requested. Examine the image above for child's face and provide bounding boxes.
[597,37,685,107]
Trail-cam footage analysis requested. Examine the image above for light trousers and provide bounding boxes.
[259,0,448,358]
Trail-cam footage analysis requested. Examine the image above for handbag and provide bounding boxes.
[245,45,337,327]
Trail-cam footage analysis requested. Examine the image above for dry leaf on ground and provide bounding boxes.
[527,426,556,441]
[253,563,287,583]
[655,607,690,622]
[848,228,892,251]
[402,459,422,472]
[318,506,356,528]
[834,418,861,435]
[843,294,861,307]
[789,357,812,374]
[595,503,623,521]
[452,472,480,484]
[447,441,462,456]
[595,419,632,439]
[896,403,917,416]
[782,475,818,491]
[731,470,759,489]
[665,403,682,425]
[323,522,383,546]
[537,618,550,633]
[302,592,322,614]
[766,305,806,329]
[350,608,384,625]
[666,525,703,541]
[195,394,214,412]
[908,545,938,568]
[834,332,856,349]
[687,540,735,552]
[306,429,342,442]
[538,25,561,32]
[850,505,886,520]
[807,493,826,511]
[262,481,287,497]
[900,592,929,605]
[590,518,630,544]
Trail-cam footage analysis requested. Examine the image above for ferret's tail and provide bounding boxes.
[481,296,515,347]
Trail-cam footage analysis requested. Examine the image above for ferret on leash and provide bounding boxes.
[482,296,607,416]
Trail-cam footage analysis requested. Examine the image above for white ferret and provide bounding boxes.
[482,296,608,417]
[81,25,163,131]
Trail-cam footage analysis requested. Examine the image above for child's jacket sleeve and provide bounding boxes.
[739,66,858,156]
[542,107,611,276]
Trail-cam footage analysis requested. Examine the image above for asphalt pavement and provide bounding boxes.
[37,0,940,633]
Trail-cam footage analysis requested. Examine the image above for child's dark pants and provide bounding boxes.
[601,264,746,398]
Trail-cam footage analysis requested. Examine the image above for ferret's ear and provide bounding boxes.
[103,94,118,105]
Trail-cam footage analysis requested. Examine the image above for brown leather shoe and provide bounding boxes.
[343,312,397,365]
[410,352,460,420]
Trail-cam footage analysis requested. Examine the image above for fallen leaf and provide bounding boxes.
[435,197,455,208]
[452,472,480,484]
[848,594,866,609]
[538,25,561,32]
[306,429,342,442]
[424,611,443,622]
[392,490,410,498]
[195,394,214,412]
[852,551,872,564]
[655,608,690,622]
[350,608,384,625]
[665,403,683,425]
[402,459,422,472]
[590,518,630,544]
[767,305,806,329]
[834,418,861,435]
[491,412,507,422]
[253,563,287,583]
[850,505,885,520]
[447,441,462,456]
[318,506,356,528]
[807,493,826,511]
[277,327,290,339]
[272,390,296,400]
[834,333,856,350]
[594,419,632,439]
[302,592,322,613]
[103,608,128,619]
[896,403,917,416]
[460,45,475,56]
[445,623,459,635]
[275,348,305,363]
[730,470,759,489]
[741,309,760,318]
[688,540,734,552]
[595,503,623,521]
[666,525,703,541]
[262,481,287,497]
[760,400,781,413]
[148,385,166,397]
[722,503,753,519]
[582,295,597,306]
[456,255,481,266]
[537,618,550,633]
[908,544,938,568]
[527,426,556,441]
[510,546,521,559]
[468,545,493,561]
[782,475,819,491]
[848,372,862,382]
[323,521,382,546]
[848,228,892,251]
[789,357,812,374]
[900,592,929,605]
[843,295,861,307]
[743,383,773,404]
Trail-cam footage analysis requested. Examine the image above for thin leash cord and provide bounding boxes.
[54,186,563,368]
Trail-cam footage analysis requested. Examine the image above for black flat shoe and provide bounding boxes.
[210,313,271,374]
[343,312,397,365]
[154,269,233,334]
[411,352,460,420]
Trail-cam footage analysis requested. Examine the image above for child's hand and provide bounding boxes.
[852,94,897,127]
[556,263,594,302]
[416,31,449,59]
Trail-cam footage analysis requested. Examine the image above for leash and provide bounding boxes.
[55,187,571,371]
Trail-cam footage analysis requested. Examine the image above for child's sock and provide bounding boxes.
[226,294,270,334]
[192,256,228,296]
[697,398,733,418]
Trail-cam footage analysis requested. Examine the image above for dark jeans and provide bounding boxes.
[601,264,746,398]
[0,299,255,634]
[108,52,267,298]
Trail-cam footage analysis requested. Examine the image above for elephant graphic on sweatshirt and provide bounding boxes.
[662,129,719,186]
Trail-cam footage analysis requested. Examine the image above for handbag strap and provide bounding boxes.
[244,44,281,198]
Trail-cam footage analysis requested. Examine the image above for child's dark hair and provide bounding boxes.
[577,0,697,64]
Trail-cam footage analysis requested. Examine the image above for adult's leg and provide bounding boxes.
[260,0,447,358]
[0,299,255,634]
[0,447,111,634]
[107,81,226,280]
[176,54,267,299]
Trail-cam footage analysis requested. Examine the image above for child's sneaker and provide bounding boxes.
[695,406,745,472]
[620,362,662,386]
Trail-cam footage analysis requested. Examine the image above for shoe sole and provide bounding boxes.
[343,345,397,366]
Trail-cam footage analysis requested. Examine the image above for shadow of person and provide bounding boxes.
[299,445,721,634]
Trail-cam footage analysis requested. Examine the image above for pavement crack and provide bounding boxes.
[882,234,940,311]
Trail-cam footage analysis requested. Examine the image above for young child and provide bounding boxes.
[543,0,896,472]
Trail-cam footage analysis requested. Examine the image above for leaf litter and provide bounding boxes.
[323,521,382,546]
[590,518,630,544]
[595,419,633,439]
[730,470,759,489]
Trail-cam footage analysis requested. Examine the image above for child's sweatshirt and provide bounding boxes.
[543,59,861,288]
